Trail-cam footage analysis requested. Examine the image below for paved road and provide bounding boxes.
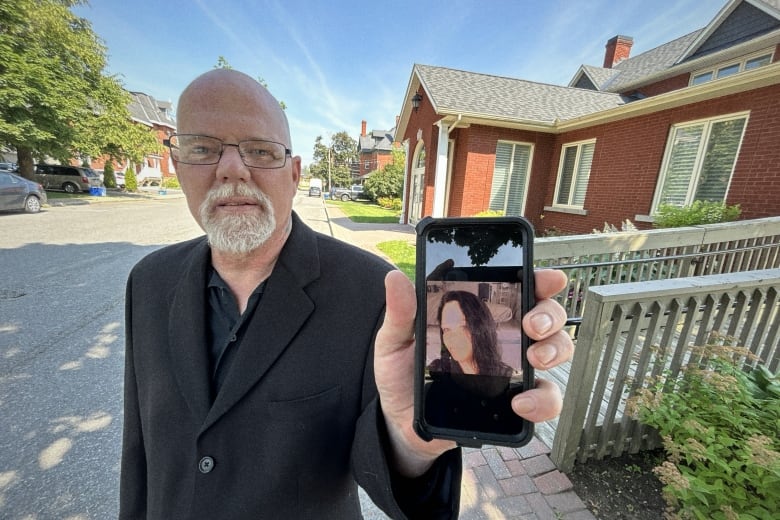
[0,191,391,519]
[0,195,202,519]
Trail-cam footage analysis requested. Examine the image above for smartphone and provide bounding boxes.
[413,216,535,447]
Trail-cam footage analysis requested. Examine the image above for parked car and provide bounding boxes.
[34,164,101,193]
[0,171,47,213]
[332,185,367,201]
[114,171,126,189]
[0,162,18,172]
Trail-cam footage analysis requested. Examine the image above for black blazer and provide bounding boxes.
[119,213,459,519]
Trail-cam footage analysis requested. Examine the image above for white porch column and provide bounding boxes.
[400,139,410,224]
[432,121,449,218]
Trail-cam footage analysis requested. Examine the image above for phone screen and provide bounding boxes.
[414,217,534,447]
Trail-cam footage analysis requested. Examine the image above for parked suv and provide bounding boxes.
[332,185,367,201]
[34,164,101,193]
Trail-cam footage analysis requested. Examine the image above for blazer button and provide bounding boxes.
[198,456,215,474]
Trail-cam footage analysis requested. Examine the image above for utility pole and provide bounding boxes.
[327,146,332,194]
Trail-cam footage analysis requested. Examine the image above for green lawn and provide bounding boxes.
[45,191,94,200]
[376,240,416,281]
[327,200,400,223]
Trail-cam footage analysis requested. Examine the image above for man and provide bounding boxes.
[120,69,573,519]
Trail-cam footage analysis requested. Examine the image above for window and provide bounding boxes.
[489,142,532,216]
[653,113,748,210]
[689,50,774,86]
[691,71,713,85]
[745,54,772,70]
[553,140,595,209]
[415,146,426,168]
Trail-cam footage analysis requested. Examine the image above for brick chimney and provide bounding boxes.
[361,120,367,137]
[603,35,633,68]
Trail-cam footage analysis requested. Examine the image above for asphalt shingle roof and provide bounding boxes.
[415,64,626,124]
[359,130,394,152]
[128,92,176,129]
[598,30,704,92]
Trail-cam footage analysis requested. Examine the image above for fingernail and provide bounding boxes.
[530,312,553,335]
[512,396,536,416]
[536,343,556,366]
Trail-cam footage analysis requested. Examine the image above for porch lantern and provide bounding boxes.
[411,92,422,112]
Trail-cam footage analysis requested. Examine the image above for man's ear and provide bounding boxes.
[290,155,302,188]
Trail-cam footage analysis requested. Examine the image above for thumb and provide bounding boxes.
[375,270,416,354]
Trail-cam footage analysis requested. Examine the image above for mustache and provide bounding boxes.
[200,183,271,218]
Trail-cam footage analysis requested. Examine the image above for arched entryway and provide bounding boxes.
[409,142,426,224]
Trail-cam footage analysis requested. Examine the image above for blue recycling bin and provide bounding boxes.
[90,187,106,196]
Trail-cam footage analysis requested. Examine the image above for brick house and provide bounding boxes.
[357,120,396,178]
[395,0,780,234]
[88,91,177,182]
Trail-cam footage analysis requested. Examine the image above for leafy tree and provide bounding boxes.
[214,56,233,69]
[214,56,286,110]
[103,161,116,188]
[124,167,138,192]
[0,0,158,179]
[309,132,357,191]
[364,147,405,199]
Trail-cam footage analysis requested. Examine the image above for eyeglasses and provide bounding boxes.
[165,134,292,169]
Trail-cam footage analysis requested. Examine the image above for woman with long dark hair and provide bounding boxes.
[428,290,513,377]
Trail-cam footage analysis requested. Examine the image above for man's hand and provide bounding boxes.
[373,269,574,478]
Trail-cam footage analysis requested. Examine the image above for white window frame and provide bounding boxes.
[488,140,534,216]
[689,49,774,86]
[552,139,596,210]
[651,111,749,212]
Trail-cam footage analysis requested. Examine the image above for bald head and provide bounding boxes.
[177,69,291,147]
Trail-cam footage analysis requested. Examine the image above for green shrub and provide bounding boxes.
[103,162,116,189]
[162,176,180,189]
[653,201,741,228]
[473,209,505,217]
[125,168,138,191]
[630,336,780,519]
[376,197,402,211]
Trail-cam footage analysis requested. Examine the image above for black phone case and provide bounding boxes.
[413,216,535,448]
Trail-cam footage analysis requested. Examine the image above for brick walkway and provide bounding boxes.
[298,196,595,519]
[459,438,593,519]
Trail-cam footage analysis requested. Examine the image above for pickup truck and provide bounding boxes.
[331,185,367,201]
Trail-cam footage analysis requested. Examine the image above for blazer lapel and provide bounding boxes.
[167,238,213,424]
[201,213,320,431]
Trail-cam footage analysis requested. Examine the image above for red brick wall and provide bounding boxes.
[541,83,780,234]
[627,73,691,97]
[445,126,554,230]
[402,97,439,222]
[360,151,393,177]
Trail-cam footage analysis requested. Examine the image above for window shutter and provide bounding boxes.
[489,143,513,212]
[556,147,577,205]
[572,143,594,206]
[490,143,531,215]
[505,145,530,215]
[659,125,704,206]
[694,118,746,201]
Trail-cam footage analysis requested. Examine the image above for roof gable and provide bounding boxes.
[682,0,780,62]
[576,0,780,94]
[569,65,621,90]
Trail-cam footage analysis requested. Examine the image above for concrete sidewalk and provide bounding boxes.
[308,201,594,520]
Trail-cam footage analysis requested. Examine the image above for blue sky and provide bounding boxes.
[74,0,725,166]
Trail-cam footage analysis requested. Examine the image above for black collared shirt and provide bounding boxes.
[207,269,266,398]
